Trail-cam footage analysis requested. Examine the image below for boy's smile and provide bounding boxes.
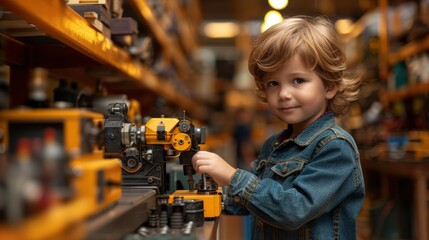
[264,55,337,137]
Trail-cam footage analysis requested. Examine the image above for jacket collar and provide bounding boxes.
[276,112,336,146]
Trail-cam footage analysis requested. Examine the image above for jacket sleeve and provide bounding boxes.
[223,159,260,215]
[225,138,360,230]
[223,134,277,215]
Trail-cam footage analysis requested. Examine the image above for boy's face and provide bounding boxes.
[264,55,337,135]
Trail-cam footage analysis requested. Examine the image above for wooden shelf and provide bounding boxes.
[381,82,429,106]
[379,14,429,106]
[380,34,429,106]
[128,0,193,83]
[166,0,199,54]
[0,0,206,119]
[388,35,429,65]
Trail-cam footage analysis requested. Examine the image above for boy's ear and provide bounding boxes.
[325,83,338,100]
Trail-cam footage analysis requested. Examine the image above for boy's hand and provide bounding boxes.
[192,151,237,186]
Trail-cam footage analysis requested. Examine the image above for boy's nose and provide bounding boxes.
[278,87,292,99]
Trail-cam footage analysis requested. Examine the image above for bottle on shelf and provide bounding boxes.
[40,128,73,201]
[5,138,42,224]
[27,68,49,108]
[53,79,75,109]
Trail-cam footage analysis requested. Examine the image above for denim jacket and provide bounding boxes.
[224,112,365,240]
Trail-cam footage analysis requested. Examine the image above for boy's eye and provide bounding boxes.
[266,81,278,87]
[293,78,305,84]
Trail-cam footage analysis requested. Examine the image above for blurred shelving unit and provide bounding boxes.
[127,0,199,83]
[388,35,429,64]
[365,1,429,239]
[377,0,429,108]
[380,34,429,107]
[380,81,429,106]
[0,0,206,119]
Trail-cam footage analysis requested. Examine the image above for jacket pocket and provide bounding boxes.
[271,160,305,178]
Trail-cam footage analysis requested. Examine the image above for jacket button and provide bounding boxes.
[233,196,241,203]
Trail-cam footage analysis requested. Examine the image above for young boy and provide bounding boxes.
[192,16,365,239]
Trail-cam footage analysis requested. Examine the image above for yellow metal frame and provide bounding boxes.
[0,158,121,240]
[169,190,222,218]
[0,109,104,157]
[71,157,122,213]
[144,118,192,151]
[127,99,142,126]
[0,198,89,240]
[0,109,122,239]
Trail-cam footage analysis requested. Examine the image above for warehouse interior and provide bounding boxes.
[1,0,429,239]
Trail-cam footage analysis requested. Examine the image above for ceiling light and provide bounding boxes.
[203,22,239,38]
[335,18,353,35]
[261,10,283,32]
[268,0,289,10]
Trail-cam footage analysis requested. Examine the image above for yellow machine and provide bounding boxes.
[168,189,222,218]
[144,117,222,218]
[103,103,222,220]
[0,109,122,240]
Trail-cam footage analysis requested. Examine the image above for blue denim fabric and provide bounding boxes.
[225,112,365,239]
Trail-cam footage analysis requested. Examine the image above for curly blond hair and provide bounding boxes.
[248,16,361,116]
